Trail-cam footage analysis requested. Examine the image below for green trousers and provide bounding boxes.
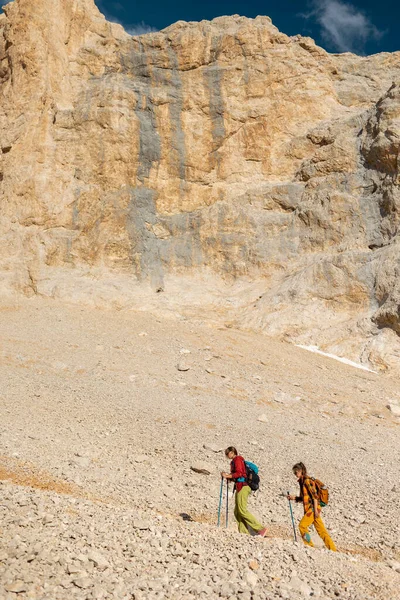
[234,485,263,535]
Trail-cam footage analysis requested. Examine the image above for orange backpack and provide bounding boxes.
[311,477,329,506]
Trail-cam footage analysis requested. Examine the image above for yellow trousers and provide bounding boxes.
[299,511,337,551]
[234,486,263,535]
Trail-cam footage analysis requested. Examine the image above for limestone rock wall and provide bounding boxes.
[1,0,400,370]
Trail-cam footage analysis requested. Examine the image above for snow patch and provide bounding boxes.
[296,345,377,373]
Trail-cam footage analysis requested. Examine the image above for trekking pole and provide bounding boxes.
[287,492,297,542]
[217,477,224,527]
[225,479,229,528]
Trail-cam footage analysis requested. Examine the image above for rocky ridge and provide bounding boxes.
[0,0,400,370]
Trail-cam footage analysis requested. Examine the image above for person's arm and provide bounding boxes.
[230,456,246,480]
[222,456,245,480]
[287,494,301,502]
[313,498,320,516]
[221,457,235,479]
[289,480,302,502]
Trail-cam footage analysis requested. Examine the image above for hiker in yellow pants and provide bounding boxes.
[298,511,336,550]
[289,462,336,551]
[221,446,267,536]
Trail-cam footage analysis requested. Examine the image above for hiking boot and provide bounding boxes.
[257,527,268,537]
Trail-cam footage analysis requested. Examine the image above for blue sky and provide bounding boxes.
[95,0,399,55]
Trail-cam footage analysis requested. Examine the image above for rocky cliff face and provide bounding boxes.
[1,0,400,370]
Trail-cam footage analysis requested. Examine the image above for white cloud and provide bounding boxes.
[125,22,158,36]
[306,0,384,54]
[95,1,157,36]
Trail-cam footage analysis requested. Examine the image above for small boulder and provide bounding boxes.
[72,456,91,468]
[87,551,109,571]
[5,581,27,593]
[387,402,400,417]
[219,581,236,597]
[203,443,224,453]
[288,576,312,597]
[67,563,85,575]
[387,560,400,573]
[248,559,259,571]
[274,392,301,405]
[73,577,93,589]
[133,455,149,463]
[257,414,268,423]
[132,519,151,530]
[177,362,191,372]
[244,569,258,588]
[190,462,214,475]
[42,514,54,525]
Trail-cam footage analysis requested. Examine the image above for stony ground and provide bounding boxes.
[0,297,400,599]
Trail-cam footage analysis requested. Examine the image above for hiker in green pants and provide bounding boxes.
[221,446,267,536]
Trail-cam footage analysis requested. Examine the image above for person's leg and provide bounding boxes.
[313,516,337,551]
[234,490,250,534]
[299,511,315,547]
[236,486,263,533]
